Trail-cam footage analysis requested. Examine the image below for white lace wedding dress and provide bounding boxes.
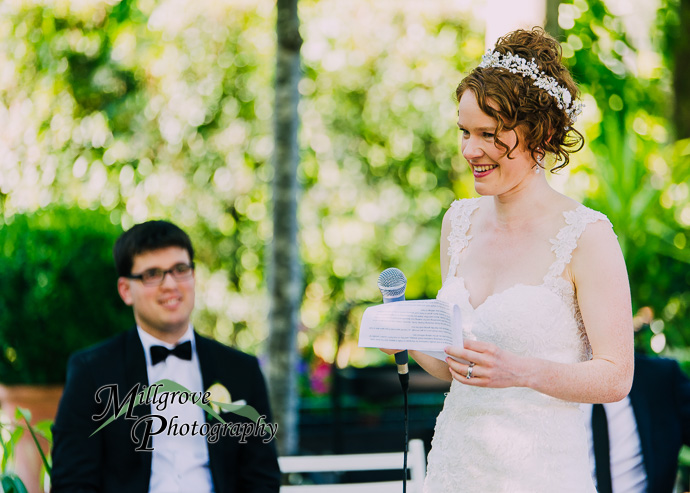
[423,198,607,493]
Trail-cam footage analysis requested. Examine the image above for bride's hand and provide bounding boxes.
[379,348,404,356]
[444,340,528,388]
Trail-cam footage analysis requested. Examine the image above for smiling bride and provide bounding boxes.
[381,27,633,493]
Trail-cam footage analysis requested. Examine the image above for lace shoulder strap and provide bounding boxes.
[445,198,481,280]
[544,205,614,283]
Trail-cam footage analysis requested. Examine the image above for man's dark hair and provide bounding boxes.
[113,220,194,277]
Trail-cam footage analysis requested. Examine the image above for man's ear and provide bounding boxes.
[117,278,134,306]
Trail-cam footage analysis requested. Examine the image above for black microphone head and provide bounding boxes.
[377,267,407,299]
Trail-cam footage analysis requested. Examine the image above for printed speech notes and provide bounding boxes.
[358,299,463,362]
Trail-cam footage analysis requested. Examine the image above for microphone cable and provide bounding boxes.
[400,371,409,493]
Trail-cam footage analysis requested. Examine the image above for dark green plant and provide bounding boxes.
[0,207,132,384]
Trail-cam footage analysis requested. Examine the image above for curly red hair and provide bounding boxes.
[456,27,584,172]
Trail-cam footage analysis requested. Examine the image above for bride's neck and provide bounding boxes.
[491,179,556,230]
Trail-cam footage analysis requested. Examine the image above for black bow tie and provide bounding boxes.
[150,341,192,365]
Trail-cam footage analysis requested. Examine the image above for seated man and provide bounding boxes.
[52,220,281,493]
[584,353,690,493]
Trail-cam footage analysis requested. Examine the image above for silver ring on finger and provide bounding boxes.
[466,364,474,379]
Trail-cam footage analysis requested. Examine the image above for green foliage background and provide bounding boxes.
[0,0,688,382]
[0,207,131,384]
[561,0,690,357]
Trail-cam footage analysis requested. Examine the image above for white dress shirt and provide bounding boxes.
[582,397,647,493]
[137,326,215,493]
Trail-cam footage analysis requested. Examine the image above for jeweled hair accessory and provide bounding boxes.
[478,49,583,127]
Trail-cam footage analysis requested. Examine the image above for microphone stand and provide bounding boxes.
[399,371,409,493]
[396,354,409,493]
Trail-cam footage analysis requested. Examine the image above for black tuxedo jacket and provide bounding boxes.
[51,329,281,493]
[629,355,690,493]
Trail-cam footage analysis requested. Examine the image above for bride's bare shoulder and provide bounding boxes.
[551,192,582,214]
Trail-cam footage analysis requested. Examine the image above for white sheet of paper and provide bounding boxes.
[359,300,463,362]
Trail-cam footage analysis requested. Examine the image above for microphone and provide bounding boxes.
[377,267,408,376]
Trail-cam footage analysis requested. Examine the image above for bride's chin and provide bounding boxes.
[473,184,495,196]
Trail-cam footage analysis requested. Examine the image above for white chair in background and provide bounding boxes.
[278,438,426,492]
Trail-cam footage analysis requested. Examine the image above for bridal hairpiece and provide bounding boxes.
[478,49,583,127]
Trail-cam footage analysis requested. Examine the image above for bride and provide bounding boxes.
[384,28,633,492]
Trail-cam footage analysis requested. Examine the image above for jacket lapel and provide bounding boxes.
[195,332,218,395]
[123,328,153,489]
[194,332,226,491]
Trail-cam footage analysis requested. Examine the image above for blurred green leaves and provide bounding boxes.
[0,0,688,372]
[0,407,52,492]
[561,0,690,354]
[1,0,483,368]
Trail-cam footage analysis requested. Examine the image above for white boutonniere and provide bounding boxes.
[206,382,246,414]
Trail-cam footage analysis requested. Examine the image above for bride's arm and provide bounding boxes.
[411,350,453,381]
[555,219,634,402]
[444,219,634,403]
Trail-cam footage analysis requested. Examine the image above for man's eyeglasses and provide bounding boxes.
[126,263,195,286]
